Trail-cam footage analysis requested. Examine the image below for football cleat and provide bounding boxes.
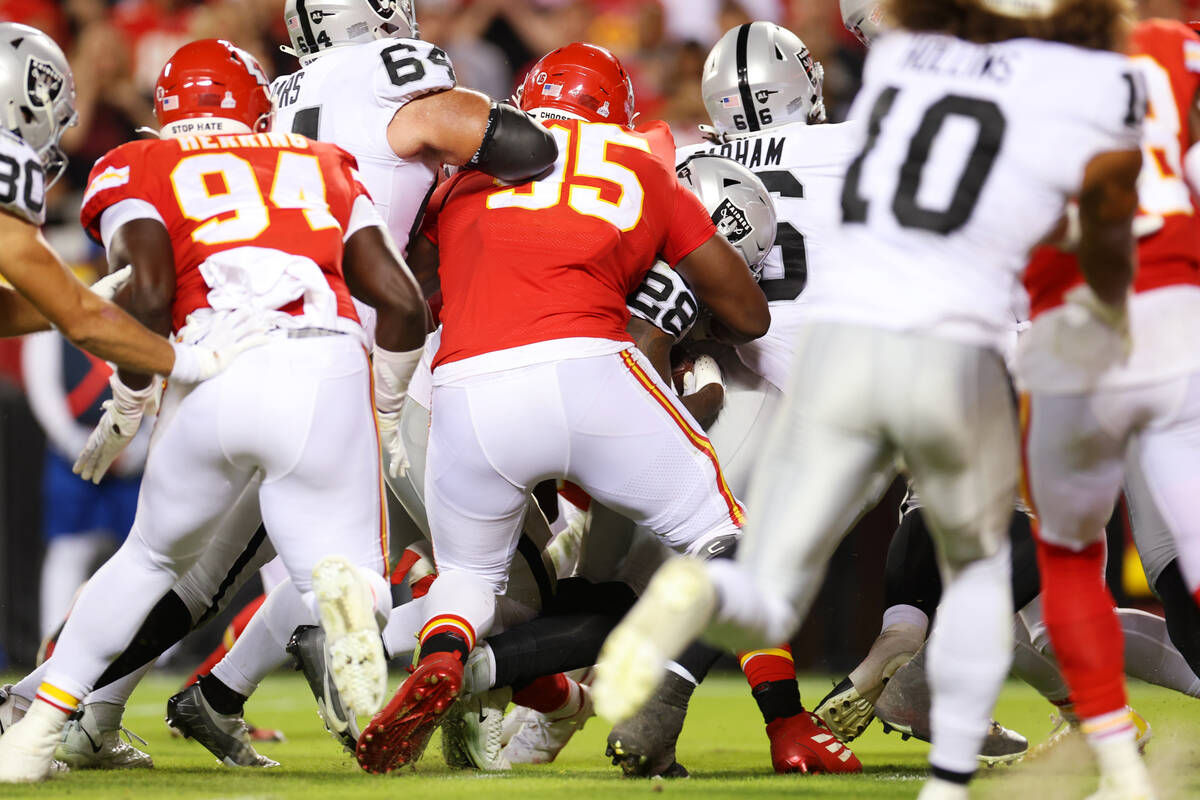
[504,683,593,765]
[1026,707,1151,762]
[356,651,463,774]
[815,676,877,744]
[56,703,153,769]
[287,624,358,752]
[165,684,279,767]
[814,623,923,742]
[0,700,70,783]
[604,671,691,778]
[874,655,1027,765]
[593,557,716,724]
[441,688,512,770]
[766,711,862,774]
[311,557,388,718]
[247,724,286,743]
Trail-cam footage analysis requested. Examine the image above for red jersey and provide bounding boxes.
[1026,19,1200,318]
[81,132,368,332]
[425,119,716,368]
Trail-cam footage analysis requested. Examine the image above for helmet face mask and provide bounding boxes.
[0,23,77,188]
[518,42,636,128]
[701,22,825,137]
[676,154,777,280]
[154,40,274,138]
[284,0,417,65]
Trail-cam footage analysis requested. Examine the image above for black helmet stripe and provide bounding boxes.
[735,23,760,132]
[296,0,319,54]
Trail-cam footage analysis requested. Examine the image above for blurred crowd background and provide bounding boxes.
[0,0,1162,673]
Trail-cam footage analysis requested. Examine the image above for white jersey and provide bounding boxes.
[0,131,46,226]
[809,31,1142,351]
[677,120,863,391]
[270,38,456,254]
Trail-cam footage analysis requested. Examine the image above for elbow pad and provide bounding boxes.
[467,102,558,183]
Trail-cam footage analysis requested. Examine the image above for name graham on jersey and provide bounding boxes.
[177,131,311,152]
[902,37,1013,83]
[708,136,784,169]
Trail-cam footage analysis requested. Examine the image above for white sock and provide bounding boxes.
[1083,708,1150,787]
[544,679,583,720]
[927,546,1013,775]
[1118,608,1200,697]
[211,580,307,697]
[43,532,180,700]
[382,595,428,657]
[86,661,153,709]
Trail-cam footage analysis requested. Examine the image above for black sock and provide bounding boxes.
[1154,560,1200,680]
[752,679,804,724]
[421,632,469,664]
[675,641,723,684]
[198,673,247,716]
[930,765,974,785]
[95,590,193,690]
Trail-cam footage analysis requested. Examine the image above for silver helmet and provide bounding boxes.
[0,23,76,187]
[840,0,887,46]
[701,22,824,137]
[676,153,776,280]
[284,0,417,65]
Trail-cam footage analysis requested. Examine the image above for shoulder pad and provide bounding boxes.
[370,38,457,110]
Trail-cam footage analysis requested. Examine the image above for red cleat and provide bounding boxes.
[766,712,863,775]
[355,652,463,774]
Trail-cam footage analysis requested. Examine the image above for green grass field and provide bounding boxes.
[3,671,1199,799]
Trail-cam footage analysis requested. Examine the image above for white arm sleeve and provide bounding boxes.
[344,193,387,241]
[22,332,90,459]
[98,198,165,252]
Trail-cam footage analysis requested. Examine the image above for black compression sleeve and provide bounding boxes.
[94,590,192,690]
[467,102,558,183]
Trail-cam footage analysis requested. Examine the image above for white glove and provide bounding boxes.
[377,408,408,479]
[89,265,133,301]
[73,375,159,484]
[1065,284,1131,359]
[681,354,724,396]
[169,311,275,384]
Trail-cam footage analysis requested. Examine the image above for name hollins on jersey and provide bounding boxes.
[712,135,785,170]
[901,37,1015,83]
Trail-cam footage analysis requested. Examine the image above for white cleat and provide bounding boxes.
[56,703,153,769]
[0,701,70,783]
[442,688,512,771]
[503,683,594,764]
[593,557,716,723]
[312,556,387,717]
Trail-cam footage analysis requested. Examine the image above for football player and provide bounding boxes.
[1017,14,1200,798]
[353,41,770,775]
[153,0,561,768]
[593,4,1145,800]
[0,24,259,383]
[0,38,430,782]
[595,22,869,778]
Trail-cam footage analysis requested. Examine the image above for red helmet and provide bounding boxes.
[517,43,635,128]
[154,39,273,136]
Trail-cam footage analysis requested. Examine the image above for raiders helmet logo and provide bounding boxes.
[367,0,397,18]
[25,55,63,109]
[713,198,752,244]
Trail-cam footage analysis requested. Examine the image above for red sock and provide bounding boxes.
[182,594,266,689]
[739,644,795,688]
[1036,536,1126,719]
[513,673,572,713]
